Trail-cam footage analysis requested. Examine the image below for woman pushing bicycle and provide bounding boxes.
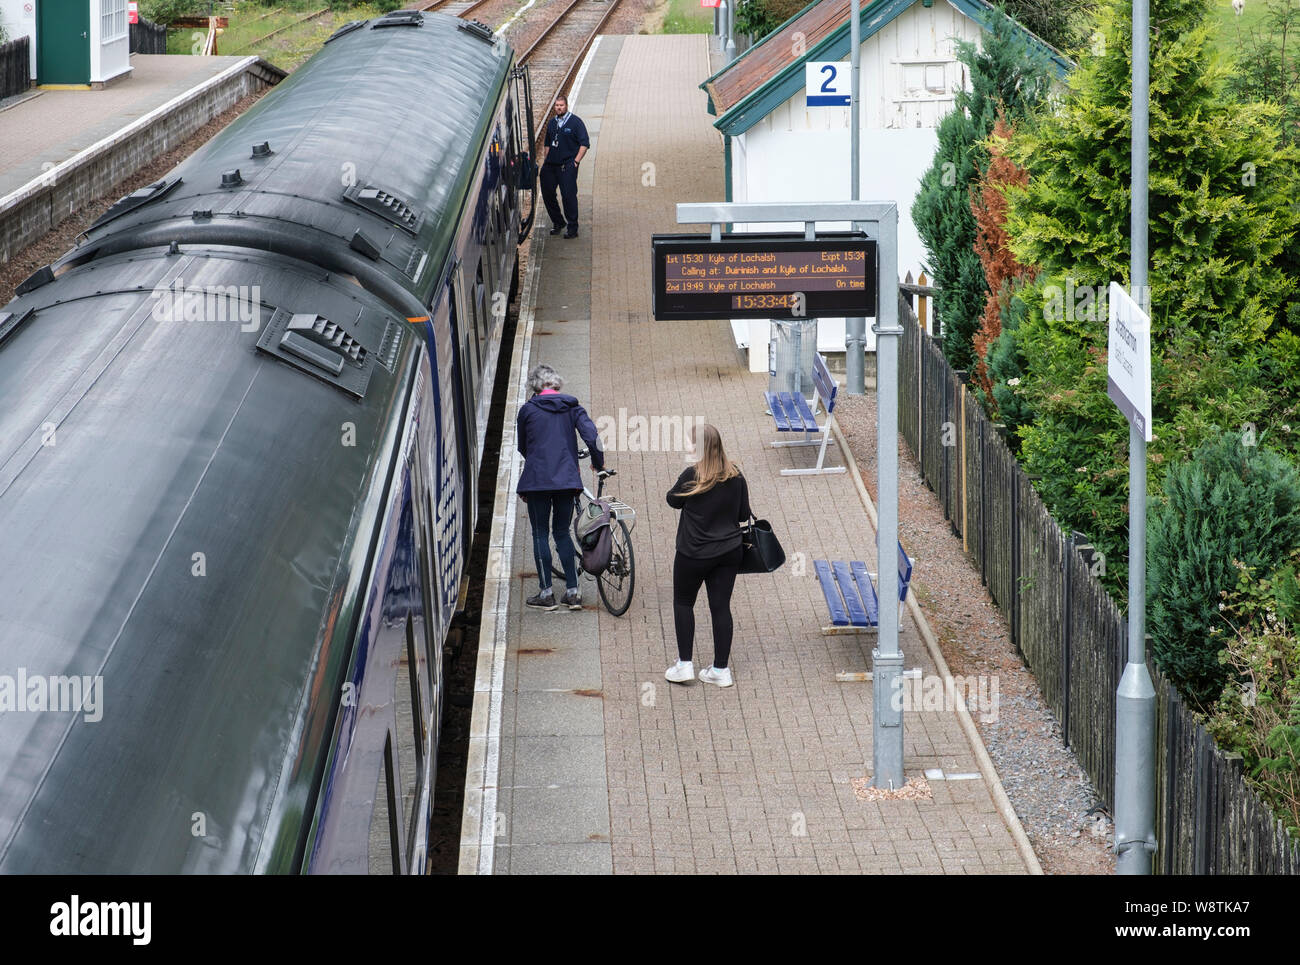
[517,363,604,611]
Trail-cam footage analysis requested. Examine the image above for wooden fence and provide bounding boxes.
[130,18,169,55]
[897,294,1300,874]
[0,36,29,101]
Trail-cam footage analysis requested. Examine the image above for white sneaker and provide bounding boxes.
[698,665,734,688]
[665,660,694,683]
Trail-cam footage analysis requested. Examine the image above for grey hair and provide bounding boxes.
[528,364,564,394]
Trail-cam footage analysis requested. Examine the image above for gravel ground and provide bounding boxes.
[835,391,1116,875]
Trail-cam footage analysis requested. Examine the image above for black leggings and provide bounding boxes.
[673,546,743,669]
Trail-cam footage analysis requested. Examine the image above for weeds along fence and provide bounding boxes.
[130,18,168,56]
[897,294,1300,874]
[0,36,30,101]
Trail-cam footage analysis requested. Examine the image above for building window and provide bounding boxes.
[102,0,128,43]
[901,62,949,95]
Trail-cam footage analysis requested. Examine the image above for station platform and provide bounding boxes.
[0,54,271,199]
[463,34,1037,874]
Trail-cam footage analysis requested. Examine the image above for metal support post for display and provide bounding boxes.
[725,0,736,63]
[845,0,866,395]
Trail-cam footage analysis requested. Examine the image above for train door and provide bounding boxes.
[447,273,479,586]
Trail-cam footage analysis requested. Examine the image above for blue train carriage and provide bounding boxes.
[0,11,534,873]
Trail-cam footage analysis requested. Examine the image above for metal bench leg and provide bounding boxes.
[780,422,847,476]
[771,429,823,449]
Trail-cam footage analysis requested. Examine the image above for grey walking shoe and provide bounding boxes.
[526,590,557,611]
[561,588,582,610]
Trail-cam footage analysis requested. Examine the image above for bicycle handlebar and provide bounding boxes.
[577,448,615,479]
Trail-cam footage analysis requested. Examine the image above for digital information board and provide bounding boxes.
[651,232,877,321]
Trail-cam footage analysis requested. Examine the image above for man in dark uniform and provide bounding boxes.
[540,94,589,239]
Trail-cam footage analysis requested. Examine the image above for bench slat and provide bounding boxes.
[788,392,818,432]
[765,391,792,431]
[850,560,879,626]
[832,560,869,627]
[814,560,849,626]
[812,355,837,415]
[897,541,913,600]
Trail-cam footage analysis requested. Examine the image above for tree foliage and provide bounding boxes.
[1148,433,1300,706]
[1000,0,1099,52]
[988,0,1300,595]
[734,0,807,42]
[1226,0,1300,145]
[912,7,1052,371]
[1207,557,1300,837]
[970,114,1031,401]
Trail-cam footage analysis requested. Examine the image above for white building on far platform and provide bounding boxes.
[701,0,1068,370]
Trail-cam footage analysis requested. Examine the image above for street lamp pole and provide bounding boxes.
[1115,0,1157,875]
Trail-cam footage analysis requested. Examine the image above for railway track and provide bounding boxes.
[515,0,625,150]
[417,0,498,17]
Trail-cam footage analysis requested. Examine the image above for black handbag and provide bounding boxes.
[739,516,785,574]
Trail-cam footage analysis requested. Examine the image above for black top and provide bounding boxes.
[543,112,590,165]
[666,468,752,558]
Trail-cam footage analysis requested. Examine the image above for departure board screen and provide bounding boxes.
[651,232,877,320]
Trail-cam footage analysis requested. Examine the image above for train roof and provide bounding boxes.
[68,12,515,310]
[0,244,419,872]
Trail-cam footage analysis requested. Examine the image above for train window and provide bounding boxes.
[369,736,400,874]
[475,261,491,363]
[395,613,424,865]
[453,273,481,393]
[415,454,441,701]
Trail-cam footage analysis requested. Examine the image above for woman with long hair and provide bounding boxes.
[664,424,751,687]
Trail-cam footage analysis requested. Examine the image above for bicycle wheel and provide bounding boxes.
[596,519,635,617]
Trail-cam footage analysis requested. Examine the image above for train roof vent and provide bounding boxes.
[342,183,423,235]
[256,307,400,399]
[0,307,36,348]
[458,20,496,43]
[88,177,183,232]
[325,20,366,43]
[372,11,424,28]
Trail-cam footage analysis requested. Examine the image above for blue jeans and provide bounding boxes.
[527,493,579,592]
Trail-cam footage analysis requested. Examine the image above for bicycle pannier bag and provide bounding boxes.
[574,497,614,575]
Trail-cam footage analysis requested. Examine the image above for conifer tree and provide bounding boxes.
[912,8,1052,371]
[1148,432,1300,706]
[990,0,1300,595]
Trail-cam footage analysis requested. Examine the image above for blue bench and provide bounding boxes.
[764,353,846,476]
[814,541,913,635]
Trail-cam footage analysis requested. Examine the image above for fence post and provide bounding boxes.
[1066,534,1100,751]
[953,370,967,541]
[1010,469,1021,656]
[979,417,986,585]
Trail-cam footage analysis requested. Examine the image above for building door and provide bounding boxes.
[36,0,91,86]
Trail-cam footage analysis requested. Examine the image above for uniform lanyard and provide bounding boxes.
[551,112,572,148]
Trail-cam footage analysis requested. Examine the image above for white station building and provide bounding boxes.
[1,0,133,87]
[701,0,1067,370]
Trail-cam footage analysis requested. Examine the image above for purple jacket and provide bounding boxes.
[516,393,604,494]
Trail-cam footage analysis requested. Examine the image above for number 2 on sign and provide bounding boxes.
[820,64,837,92]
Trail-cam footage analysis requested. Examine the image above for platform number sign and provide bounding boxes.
[806,61,851,106]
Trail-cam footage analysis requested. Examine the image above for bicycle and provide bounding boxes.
[551,449,637,616]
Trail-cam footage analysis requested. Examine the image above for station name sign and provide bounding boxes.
[651,232,877,321]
